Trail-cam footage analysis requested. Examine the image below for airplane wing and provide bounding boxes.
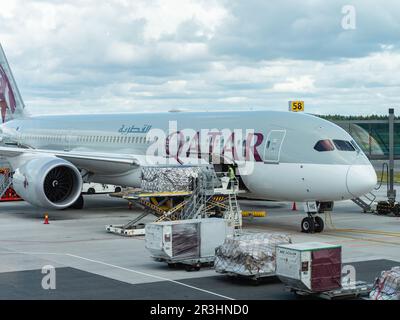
[0,145,141,174]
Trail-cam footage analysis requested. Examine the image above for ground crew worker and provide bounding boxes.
[227,165,235,189]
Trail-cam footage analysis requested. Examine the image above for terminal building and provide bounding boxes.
[334,119,400,160]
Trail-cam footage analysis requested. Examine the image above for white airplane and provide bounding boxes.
[0,44,377,233]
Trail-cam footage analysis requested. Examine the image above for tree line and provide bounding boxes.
[315,114,400,120]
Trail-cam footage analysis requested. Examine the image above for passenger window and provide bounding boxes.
[314,140,335,152]
[333,140,355,151]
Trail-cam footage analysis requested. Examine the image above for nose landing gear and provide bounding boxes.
[300,202,325,233]
[301,215,324,233]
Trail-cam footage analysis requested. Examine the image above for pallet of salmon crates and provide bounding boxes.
[214,232,291,281]
[369,266,400,300]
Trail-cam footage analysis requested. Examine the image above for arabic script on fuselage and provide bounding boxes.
[118,124,152,135]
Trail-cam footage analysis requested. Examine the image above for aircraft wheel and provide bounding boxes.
[301,217,315,233]
[314,216,324,233]
[376,202,391,215]
[393,204,400,217]
[70,194,84,210]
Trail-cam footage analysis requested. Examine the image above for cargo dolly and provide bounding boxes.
[153,256,215,272]
[286,281,372,300]
[216,270,276,284]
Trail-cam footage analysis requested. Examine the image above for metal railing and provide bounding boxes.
[180,170,241,221]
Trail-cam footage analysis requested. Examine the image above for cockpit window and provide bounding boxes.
[314,139,335,152]
[350,140,361,152]
[333,139,355,151]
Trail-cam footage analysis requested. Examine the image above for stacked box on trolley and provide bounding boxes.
[145,218,234,262]
[370,266,400,300]
[214,233,292,276]
[141,165,215,192]
[276,242,342,292]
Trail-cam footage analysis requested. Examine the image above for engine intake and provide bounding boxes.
[13,156,82,209]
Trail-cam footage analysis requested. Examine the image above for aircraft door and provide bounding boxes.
[63,131,73,151]
[263,130,286,163]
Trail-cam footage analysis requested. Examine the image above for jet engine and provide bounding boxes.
[13,156,82,209]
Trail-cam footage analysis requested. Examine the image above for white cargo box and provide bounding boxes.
[145,218,234,261]
[276,242,342,292]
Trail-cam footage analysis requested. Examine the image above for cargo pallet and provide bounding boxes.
[286,281,372,300]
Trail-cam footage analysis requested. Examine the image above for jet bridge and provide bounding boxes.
[106,165,243,236]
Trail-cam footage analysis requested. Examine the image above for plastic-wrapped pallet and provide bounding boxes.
[370,266,400,300]
[214,233,292,276]
[141,165,217,192]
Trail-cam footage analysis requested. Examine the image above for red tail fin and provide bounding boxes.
[0,44,25,123]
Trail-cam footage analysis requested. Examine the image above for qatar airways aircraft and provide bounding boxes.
[0,44,377,233]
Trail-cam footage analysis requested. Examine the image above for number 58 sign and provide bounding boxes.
[289,101,304,112]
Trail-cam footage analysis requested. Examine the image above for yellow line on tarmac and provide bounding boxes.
[330,228,400,238]
[243,224,400,246]
[323,231,400,246]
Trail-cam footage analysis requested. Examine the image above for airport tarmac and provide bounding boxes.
[0,186,399,300]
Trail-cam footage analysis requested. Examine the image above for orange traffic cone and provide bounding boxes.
[292,202,297,211]
[44,214,49,225]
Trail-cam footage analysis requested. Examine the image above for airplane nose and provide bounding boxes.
[346,165,377,197]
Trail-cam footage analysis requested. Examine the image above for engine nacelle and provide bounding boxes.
[13,156,83,209]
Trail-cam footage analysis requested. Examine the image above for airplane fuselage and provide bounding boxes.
[1,110,377,202]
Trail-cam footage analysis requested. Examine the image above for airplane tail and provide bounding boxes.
[0,44,26,123]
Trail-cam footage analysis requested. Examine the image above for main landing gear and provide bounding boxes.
[300,202,324,233]
[69,194,84,209]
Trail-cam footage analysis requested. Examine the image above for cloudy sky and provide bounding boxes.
[0,0,399,116]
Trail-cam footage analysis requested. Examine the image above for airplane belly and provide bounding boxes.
[89,168,142,187]
[240,162,353,202]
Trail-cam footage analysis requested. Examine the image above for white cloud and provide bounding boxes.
[126,0,229,41]
[164,80,188,92]
[272,76,316,93]
[105,41,148,64]
[219,97,249,103]
[0,0,399,116]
